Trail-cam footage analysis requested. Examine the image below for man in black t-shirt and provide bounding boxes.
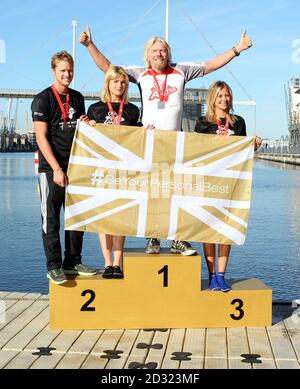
[31,50,96,285]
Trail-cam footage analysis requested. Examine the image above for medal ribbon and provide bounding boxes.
[51,85,69,123]
[107,100,124,125]
[151,69,170,102]
[216,115,230,135]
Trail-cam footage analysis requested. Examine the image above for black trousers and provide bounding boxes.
[38,172,84,271]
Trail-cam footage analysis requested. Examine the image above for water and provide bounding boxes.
[0,153,300,300]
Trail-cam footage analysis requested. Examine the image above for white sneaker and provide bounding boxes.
[170,240,197,256]
[145,238,160,254]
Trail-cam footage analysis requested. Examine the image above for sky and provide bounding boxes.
[0,0,299,139]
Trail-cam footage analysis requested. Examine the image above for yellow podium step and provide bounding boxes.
[50,251,272,330]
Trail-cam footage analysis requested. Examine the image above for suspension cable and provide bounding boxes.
[175,0,253,101]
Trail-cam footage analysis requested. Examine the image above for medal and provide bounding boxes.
[157,101,165,109]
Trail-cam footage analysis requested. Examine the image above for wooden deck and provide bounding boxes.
[0,291,299,369]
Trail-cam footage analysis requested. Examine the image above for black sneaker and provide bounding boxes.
[102,266,113,279]
[170,240,197,256]
[62,263,97,276]
[47,268,68,285]
[113,266,124,279]
[145,238,160,254]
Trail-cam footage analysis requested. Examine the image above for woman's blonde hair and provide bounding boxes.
[205,80,236,125]
[101,65,129,104]
[143,36,172,69]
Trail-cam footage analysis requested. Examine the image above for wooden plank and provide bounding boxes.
[89,329,125,369]
[267,322,298,360]
[247,327,274,360]
[55,353,88,369]
[0,300,33,330]
[276,360,300,369]
[81,354,104,369]
[0,350,19,369]
[227,328,249,359]
[284,314,300,360]
[3,306,49,351]
[204,358,227,369]
[105,329,139,369]
[205,328,227,358]
[22,293,42,300]
[161,329,185,369]
[30,353,65,369]
[4,351,39,369]
[39,294,49,301]
[0,292,11,299]
[49,330,83,353]
[68,330,103,354]
[24,326,61,353]
[0,301,48,348]
[125,330,155,369]
[228,358,251,369]
[180,328,205,369]
[253,359,276,369]
[144,330,170,370]
[5,292,29,300]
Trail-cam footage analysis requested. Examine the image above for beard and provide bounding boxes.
[151,58,168,71]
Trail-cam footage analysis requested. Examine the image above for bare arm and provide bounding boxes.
[33,121,67,187]
[204,31,252,75]
[79,25,111,73]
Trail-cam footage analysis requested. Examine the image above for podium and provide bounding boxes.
[50,251,272,329]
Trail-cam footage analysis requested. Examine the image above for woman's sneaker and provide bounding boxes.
[102,266,113,279]
[47,268,67,285]
[170,240,197,256]
[145,238,160,254]
[216,272,231,292]
[113,266,124,279]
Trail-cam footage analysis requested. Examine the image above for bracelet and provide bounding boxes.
[232,46,240,56]
[53,167,62,174]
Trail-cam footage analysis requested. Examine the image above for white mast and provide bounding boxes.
[71,20,78,89]
[165,0,169,43]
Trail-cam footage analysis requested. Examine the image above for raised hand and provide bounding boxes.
[79,25,92,47]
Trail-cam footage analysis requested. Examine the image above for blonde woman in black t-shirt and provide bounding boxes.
[88,65,141,279]
[195,80,261,292]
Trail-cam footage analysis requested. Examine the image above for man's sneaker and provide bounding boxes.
[170,240,197,256]
[47,268,68,285]
[62,263,97,276]
[113,266,124,279]
[145,238,160,254]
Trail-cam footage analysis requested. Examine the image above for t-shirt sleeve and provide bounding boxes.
[78,94,86,116]
[31,95,49,123]
[87,105,94,120]
[194,117,207,133]
[123,66,145,84]
[235,116,247,136]
[240,117,247,136]
[176,62,205,82]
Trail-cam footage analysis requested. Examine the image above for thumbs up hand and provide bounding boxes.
[235,30,252,54]
[79,25,92,47]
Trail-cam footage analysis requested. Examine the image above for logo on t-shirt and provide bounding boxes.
[149,81,178,102]
[104,112,125,125]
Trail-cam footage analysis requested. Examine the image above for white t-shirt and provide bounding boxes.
[124,63,205,131]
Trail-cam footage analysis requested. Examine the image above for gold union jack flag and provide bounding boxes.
[65,122,254,245]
